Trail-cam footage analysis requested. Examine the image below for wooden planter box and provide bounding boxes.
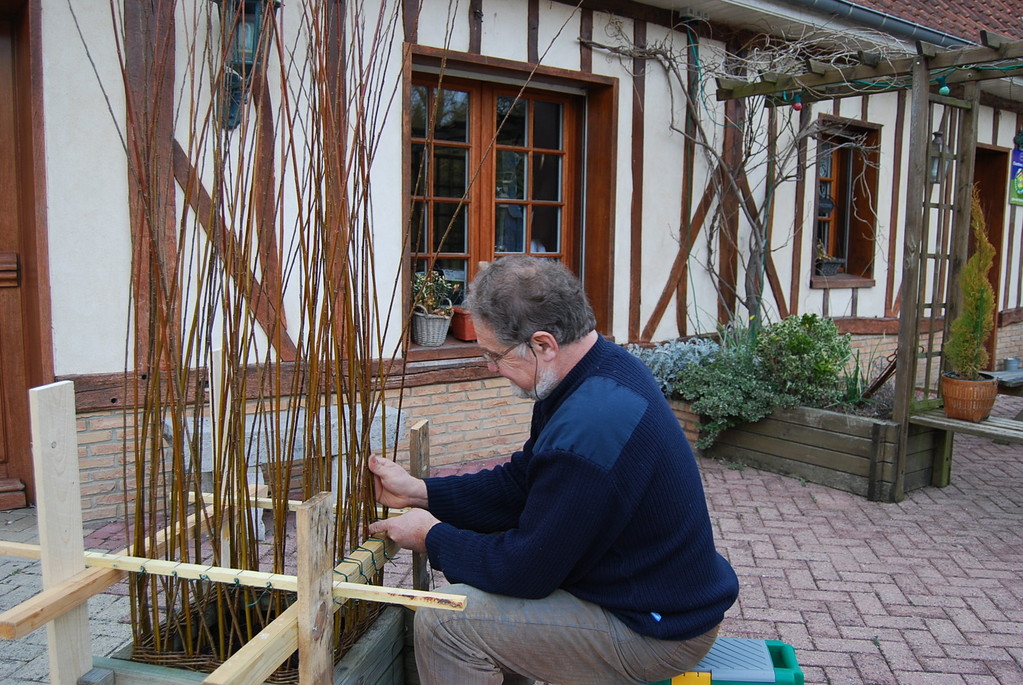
[93,605,406,685]
[670,400,944,502]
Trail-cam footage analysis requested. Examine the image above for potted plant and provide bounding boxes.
[814,240,846,277]
[941,188,998,422]
[411,270,454,346]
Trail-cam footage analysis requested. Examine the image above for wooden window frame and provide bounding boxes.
[409,77,582,282]
[404,46,617,363]
[811,116,880,290]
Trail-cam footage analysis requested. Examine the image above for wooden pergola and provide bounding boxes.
[718,32,1023,501]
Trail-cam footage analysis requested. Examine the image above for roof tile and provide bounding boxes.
[852,0,1023,42]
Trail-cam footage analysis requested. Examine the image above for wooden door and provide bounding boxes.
[0,11,33,507]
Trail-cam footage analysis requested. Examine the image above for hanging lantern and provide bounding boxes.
[212,0,280,129]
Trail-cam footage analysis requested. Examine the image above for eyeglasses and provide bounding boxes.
[480,342,521,366]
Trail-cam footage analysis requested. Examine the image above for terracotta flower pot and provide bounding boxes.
[451,307,476,341]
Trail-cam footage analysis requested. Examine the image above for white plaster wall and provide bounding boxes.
[639,23,686,342]
[860,92,902,315]
[418,0,473,54]
[42,2,132,376]
[480,0,530,62]
[587,13,637,344]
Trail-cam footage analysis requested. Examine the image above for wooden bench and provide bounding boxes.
[985,369,1023,420]
[909,408,1023,445]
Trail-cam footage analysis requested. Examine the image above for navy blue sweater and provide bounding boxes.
[424,335,739,640]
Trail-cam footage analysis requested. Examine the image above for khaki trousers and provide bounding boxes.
[414,584,720,685]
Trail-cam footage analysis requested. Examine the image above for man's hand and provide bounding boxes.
[368,455,429,509]
[368,509,440,554]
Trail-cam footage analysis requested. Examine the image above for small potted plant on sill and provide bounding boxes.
[411,270,454,346]
[941,187,998,422]
[814,240,846,277]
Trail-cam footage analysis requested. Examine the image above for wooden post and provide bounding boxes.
[30,381,92,684]
[210,347,233,560]
[892,57,932,502]
[296,492,336,684]
[930,429,955,487]
[409,420,430,592]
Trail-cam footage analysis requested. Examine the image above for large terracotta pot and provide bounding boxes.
[941,373,998,422]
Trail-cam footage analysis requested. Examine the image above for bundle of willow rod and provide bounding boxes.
[104,0,404,677]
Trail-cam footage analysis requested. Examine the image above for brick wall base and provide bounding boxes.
[63,321,1023,523]
[71,378,533,523]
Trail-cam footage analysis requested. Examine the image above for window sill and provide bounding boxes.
[810,274,875,289]
[402,337,498,387]
[406,336,482,362]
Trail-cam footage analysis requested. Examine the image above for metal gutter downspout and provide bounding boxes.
[783,0,975,48]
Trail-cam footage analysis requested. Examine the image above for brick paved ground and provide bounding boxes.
[1,396,1021,683]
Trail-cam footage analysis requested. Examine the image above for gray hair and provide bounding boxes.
[465,257,596,345]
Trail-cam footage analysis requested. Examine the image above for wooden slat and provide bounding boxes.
[0,540,40,559]
[909,409,1023,444]
[202,602,301,685]
[0,510,201,640]
[202,535,464,685]
[296,493,335,684]
[81,549,465,610]
[715,424,873,477]
[0,567,124,641]
[409,420,431,592]
[718,39,1023,101]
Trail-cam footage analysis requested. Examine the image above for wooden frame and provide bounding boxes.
[0,382,464,685]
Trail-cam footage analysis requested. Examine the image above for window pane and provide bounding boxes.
[819,143,833,176]
[497,151,526,200]
[433,203,467,252]
[531,206,561,253]
[410,202,426,252]
[410,143,427,196]
[496,96,527,146]
[532,154,561,201]
[435,89,469,142]
[534,101,562,150]
[411,86,428,138]
[495,204,526,253]
[434,147,467,198]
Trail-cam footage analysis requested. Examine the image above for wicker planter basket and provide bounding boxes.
[412,306,451,347]
[941,373,998,422]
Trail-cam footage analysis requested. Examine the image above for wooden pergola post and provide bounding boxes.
[891,57,933,502]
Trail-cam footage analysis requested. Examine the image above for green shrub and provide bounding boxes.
[943,189,995,380]
[755,313,851,406]
[629,314,853,449]
[672,332,796,449]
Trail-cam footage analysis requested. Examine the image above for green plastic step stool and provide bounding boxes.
[650,638,803,684]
